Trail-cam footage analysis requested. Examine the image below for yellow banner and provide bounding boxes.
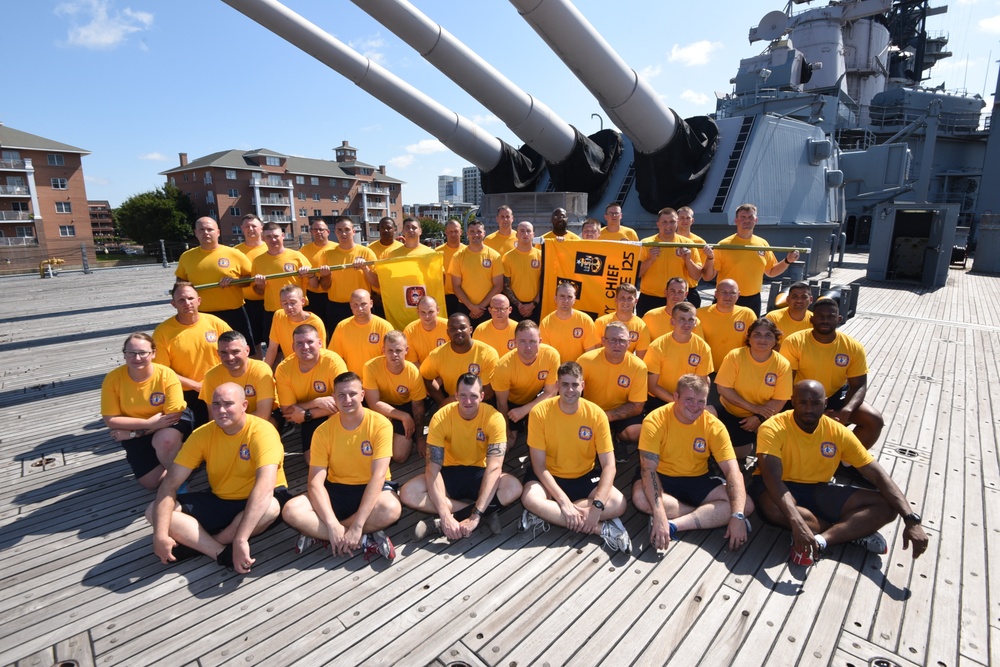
[540,240,640,318]
[376,253,446,330]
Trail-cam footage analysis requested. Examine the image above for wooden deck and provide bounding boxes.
[0,256,997,666]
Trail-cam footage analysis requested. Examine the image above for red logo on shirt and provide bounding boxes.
[482,258,492,268]
[688,354,701,366]
[245,384,257,396]
[313,381,327,393]
[617,375,631,388]
[205,331,218,342]
[436,338,446,347]
[239,443,250,460]
[368,332,381,344]
[820,441,838,458]
[538,370,549,380]
[579,426,593,440]
[284,263,295,272]
[764,373,777,386]
[531,259,540,268]
[476,428,486,442]
[218,258,230,268]
[468,363,481,375]
[572,328,584,338]
[835,354,849,367]
[397,385,409,395]
[150,392,165,406]
[734,321,746,332]
[693,438,707,453]
[628,331,639,342]
[361,440,373,456]
[507,340,516,350]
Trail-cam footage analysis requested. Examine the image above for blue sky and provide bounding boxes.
[3,0,999,207]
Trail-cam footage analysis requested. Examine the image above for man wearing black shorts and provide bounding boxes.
[146,383,288,573]
[400,374,522,541]
[633,374,752,552]
[752,380,929,565]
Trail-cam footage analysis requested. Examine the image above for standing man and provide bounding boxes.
[281,372,400,563]
[368,217,402,318]
[363,331,427,462]
[263,284,327,369]
[236,214,269,357]
[251,222,312,343]
[637,207,705,316]
[676,206,706,306]
[421,313,500,406]
[594,282,651,358]
[519,362,631,553]
[473,294,518,356]
[299,217,335,335]
[175,216,253,347]
[779,298,883,449]
[634,375,752,552]
[401,373,522,540]
[403,295,449,366]
[765,280,814,338]
[437,219,466,317]
[581,219,602,240]
[701,203,800,315]
[146,383,287,573]
[311,216,378,336]
[493,319,560,444]
[599,202,638,241]
[539,282,600,362]
[502,221,542,322]
[753,380,928,565]
[329,289,394,375]
[200,331,277,425]
[448,219,504,327]
[484,204,517,256]
[388,218,435,258]
[153,281,232,426]
[697,279,758,371]
[540,207,581,242]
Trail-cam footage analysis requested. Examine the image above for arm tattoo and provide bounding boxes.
[428,445,444,466]
[486,442,506,458]
[646,470,662,507]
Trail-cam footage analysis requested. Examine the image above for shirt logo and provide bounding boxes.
[397,385,409,395]
[245,384,257,396]
[436,338,446,347]
[507,340,516,350]
[361,440,373,456]
[218,258,230,268]
[688,353,701,366]
[579,426,593,440]
[205,331,218,342]
[284,262,295,272]
[313,380,327,393]
[693,437,707,453]
[820,441,838,458]
[405,285,426,307]
[617,375,631,388]
[368,332,381,344]
[835,354,849,367]
[476,428,486,442]
[150,392,165,406]
[734,321,746,332]
[628,331,639,342]
[531,259,540,269]
[538,370,549,380]
[757,250,766,256]
[572,327,583,338]
[482,258,492,268]
[239,443,250,460]
[468,363,481,375]
[764,373,777,387]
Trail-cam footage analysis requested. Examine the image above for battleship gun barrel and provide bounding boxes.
[220,0,504,171]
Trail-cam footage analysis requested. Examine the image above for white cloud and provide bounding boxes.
[472,114,501,126]
[349,34,387,65]
[668,41,722,67]
[388,155,415,169]
[138,152,168,161]
[85,174,110,186]
[404,139,448,155]
[979,15,1000,33]
[680,90,710,106]
[55,0,153,50]
[640,64,662,80]
[440,168,455,176]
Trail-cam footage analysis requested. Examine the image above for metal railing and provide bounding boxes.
[0,159,27,169]
[0,185,29,195]
[0,211,31,221]
[250,178,293,188]
[0,236,38,246]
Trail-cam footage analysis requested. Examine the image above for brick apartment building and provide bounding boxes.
[161,141,405,245]
[0,122,95,268]
[88,200,115,245]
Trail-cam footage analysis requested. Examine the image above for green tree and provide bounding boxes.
[418,217,445,239]
[115,184,196,245]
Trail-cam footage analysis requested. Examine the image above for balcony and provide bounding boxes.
[262,214,292,223]
[0,159,27,170]
[0,185,29,196]
[250,178,293,188]
[359,185,389,195]
[261,197,290,206]
[0,236,38,246]
[0,211,32,221]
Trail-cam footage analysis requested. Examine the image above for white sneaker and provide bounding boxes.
[518,510,550,538]
[413,517,441,541]
[851,531,888,555]
[362,530,396,562]
[601,517,632,554]
[295,534,316,554]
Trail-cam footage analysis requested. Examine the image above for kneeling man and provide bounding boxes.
[401,373,522,540]
[633,374,752,551]
[146,382,287,573]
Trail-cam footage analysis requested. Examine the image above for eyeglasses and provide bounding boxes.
[124,350,152,358]
[490,306,512,312]
[605,338,629,345]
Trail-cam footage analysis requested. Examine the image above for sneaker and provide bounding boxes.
[295,534,317,554]
[518,510,550,538]
[601,517,632,554]
[485,511,502,536]
[363,530,396,562]
[852,531,888,555]
[413,518,441,541]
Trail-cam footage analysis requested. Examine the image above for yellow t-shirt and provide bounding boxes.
[716,347,793,417]
[779,330,869,398]
[367,239,402,294]
[492,344,560,405]
[329,316,394,375]
[311,409,394,485]
[764,307,814,340]
[643,333,713,395]
[599,226,639,242]
[638,233,703,293]
[594,313,651,356]
[268,310,326,357]
[199,359,276,415]
[427,402,507,468]
[696,304,758,369]
[448,246,504,305]
[539,310,598,362]
[388,244,435,259]
[639,403,735,477]
[101,364,186,419]
[362,356,427,405]
[527,396,612,478]
[473,319,517,357]
[403,317,449,364]
[712,233,778,297]
[642,307,673,342]
[436,243,465,295]
[484,230,516,256]
[175,246,251,312]
[174,415,287,499]
[756,411,874,484]
[235,242,268,302]
[540,230,582,243]
[251,249,312,312]
[299,241,333,298]
[274,349,348,406]
[576,348,648,410]
[152,313,231,382]
[420,341,499,396]
[319,244,377,302]
[502,246,542,303]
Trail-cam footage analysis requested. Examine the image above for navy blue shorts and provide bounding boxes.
[611,412,644,435]
[323,480,396,520]
[659,472,725,506]
[300,415,329,452]
[524,467,598,502]
[121,409,195,479]
[826,384,850,411]
[749,476,857,524]
[441,465,486,501]
[178,486,290,534]
[716,407,759,449]
[387,401,413,437]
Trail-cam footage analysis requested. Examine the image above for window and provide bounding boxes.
[343,180,349,188]
[12,202,28,212]
[206,191,215,204]
[1,150,20,160]
[15,226,34,237]
[55,202,72,213]
[297,192,306,201]
[228,188,239,198]
[313,209,322,217]
[59,225,76,237]
[330,209,339,216]
[331,194,339,202]
[204,172,213,184]
[231,225,241,235]
[169,177,176,186]
[209,210,217,219]
[299,208,307,217]
[390,198,397,205]
[310,177,319,186]
[226,170,237,180]
[51,178,68,190]
[183,173,189,182]
[390,184,397,192]
[267,175,282,185]
[265,156,281,166]
[47,154,65,166]
[313,193,320,201]
[301,224,309,233]
[329,178,337,187]
[295,176,305,185]
[229,206,241,216]
[391,211,398,218]
[343,197,350,206]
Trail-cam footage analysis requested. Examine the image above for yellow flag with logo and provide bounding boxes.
[376,253,446,330]
[540,240,640,318]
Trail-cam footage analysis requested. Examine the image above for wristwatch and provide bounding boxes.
[471,507,485,518]
[731,512,746,521]
[303,409,313,422]
[592,499,606,511]
[903,512,922,526]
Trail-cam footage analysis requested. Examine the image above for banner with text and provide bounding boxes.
[540,240,640,319]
